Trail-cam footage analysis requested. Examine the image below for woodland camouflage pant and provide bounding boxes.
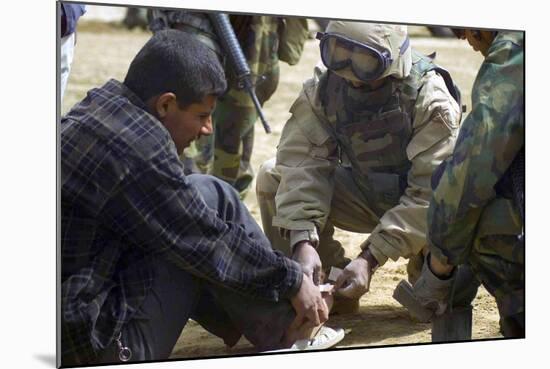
[468,198,524,336]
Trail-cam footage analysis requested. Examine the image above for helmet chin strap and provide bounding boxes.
[399,37,410,55]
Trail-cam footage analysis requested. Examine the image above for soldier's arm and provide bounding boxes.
[272,88,338,247]
[428,34,524,266]
[363,71,461,266]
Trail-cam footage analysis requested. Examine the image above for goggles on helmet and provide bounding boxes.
[316,31,408,82]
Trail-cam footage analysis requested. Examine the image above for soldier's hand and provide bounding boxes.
[292,241,323,285]
[334,254,374,299]
[289,273,329,334]
[412,253,455,316]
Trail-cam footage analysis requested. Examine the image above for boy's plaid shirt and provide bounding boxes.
[60,80,301,363]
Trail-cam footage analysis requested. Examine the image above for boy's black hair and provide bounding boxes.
[124,29,227,107]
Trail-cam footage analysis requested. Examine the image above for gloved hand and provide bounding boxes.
[334,249,377,299]
[412,253,456,316]
[292,241,323,285]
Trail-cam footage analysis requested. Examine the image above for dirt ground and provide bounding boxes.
[63,19,501,361]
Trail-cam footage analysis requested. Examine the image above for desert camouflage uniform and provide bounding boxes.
[428,31,524,335]
[257,50,462,277]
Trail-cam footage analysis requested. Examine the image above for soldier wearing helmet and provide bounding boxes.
[256,21,462,309]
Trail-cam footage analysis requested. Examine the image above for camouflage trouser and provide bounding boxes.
[197,65,279,197]
[468,198,524,337]
[191,16,281,198]
[257,158,426,278]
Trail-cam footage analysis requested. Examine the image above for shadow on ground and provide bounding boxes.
[170,304,430,360]
[328,304,430,347]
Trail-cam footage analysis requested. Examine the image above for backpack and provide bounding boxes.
[277,17,309,65]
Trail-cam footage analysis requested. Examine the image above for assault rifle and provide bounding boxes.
[209,13,272,133]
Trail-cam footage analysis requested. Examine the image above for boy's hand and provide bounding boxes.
[290,273,329,332]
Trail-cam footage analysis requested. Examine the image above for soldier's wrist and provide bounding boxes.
[359,247,379,274]
[360,234,388,266]
[427,253,455,279]
[292,240,316,254]
[290,228,319,253]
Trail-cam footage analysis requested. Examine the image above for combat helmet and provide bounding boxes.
[317,21,412,81]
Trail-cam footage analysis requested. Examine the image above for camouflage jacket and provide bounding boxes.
[273,55,461,266]
[149,10,300,84]
[428,31,525,266]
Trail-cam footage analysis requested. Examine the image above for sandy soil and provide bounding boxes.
[63,20,501,361]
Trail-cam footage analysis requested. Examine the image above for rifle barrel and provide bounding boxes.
[209,13,271,133]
